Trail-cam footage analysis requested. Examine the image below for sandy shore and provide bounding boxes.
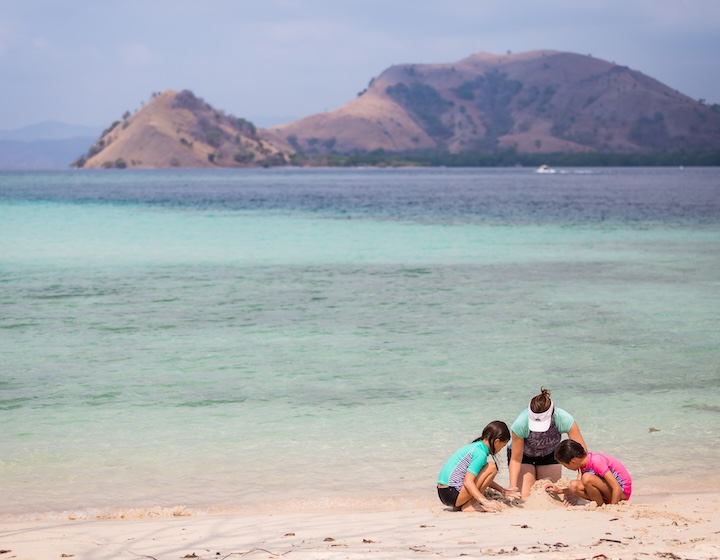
[1,486,719,560]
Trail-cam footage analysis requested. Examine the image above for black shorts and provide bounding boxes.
[507,448,559,466]
[522,451,559,466]
[437,486,460,508]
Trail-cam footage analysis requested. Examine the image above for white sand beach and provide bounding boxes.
[2,484,719,560]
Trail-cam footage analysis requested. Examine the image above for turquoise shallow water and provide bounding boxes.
[0,168,719,518]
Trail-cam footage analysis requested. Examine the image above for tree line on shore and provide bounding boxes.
[299,149,720,168]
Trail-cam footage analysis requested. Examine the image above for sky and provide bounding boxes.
[0,0,719,130]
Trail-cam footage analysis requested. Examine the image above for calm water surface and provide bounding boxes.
[0,167,718,519]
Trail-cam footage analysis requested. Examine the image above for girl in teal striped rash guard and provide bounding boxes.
[436,421,520,512]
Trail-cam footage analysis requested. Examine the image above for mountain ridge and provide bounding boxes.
[0,121,101,142]
[72,50,720,169]
[0,138,95,170]
[265,49,720,157]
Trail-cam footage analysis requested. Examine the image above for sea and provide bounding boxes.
[1,166,719,520]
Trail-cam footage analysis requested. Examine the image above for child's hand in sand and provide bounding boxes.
[503,488,522,505]
[460,498,503,513]
[479,499,503,512]
[545,484,579,506]
[545,483,564,495]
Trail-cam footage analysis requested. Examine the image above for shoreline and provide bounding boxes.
[5,471,720,522]
[2,488,719,559]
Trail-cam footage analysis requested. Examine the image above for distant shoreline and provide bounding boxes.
[74,149,720,170]
[320,149,720,168]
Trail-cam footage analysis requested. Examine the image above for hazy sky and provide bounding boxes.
[1,0,718,129]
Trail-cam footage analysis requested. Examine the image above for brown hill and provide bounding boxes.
[76,50,720,168]
[262,50,720,155]
[77,90,290,169]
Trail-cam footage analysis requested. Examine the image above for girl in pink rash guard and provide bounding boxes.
[546,439,632,506]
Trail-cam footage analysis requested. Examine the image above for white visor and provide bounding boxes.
[528,402,554,432]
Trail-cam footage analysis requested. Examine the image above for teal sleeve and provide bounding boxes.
[510,409,529,439]
[553,407,575,433]
[467,447,489,476]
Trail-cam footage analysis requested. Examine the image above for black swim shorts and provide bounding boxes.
[507,448,559,466]
[524,450,558,466]
[437,485,460,508]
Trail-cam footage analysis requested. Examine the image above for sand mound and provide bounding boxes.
[522,477,575,510]
[488,477,593,511]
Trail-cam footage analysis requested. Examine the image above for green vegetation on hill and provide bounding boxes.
[385,82,454,140]
[324,149,720,168]
[459,70,523,149]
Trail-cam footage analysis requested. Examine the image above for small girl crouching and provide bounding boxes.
[546,439,632,506]
[437,421,520,512]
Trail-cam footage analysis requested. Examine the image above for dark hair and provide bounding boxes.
[472,420,511,456]
[554,439,587,464]
[530,386,552,414]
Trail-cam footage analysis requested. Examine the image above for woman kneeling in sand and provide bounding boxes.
[508,386,587,498]
[437,421,520,512]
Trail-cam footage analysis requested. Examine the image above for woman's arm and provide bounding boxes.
[567,421,587,450]
[567,422,587,481]
[508,432,525,491]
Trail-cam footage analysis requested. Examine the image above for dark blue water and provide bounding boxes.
[1,167,718,226]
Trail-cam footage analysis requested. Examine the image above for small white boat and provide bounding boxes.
[536,164,557,174]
